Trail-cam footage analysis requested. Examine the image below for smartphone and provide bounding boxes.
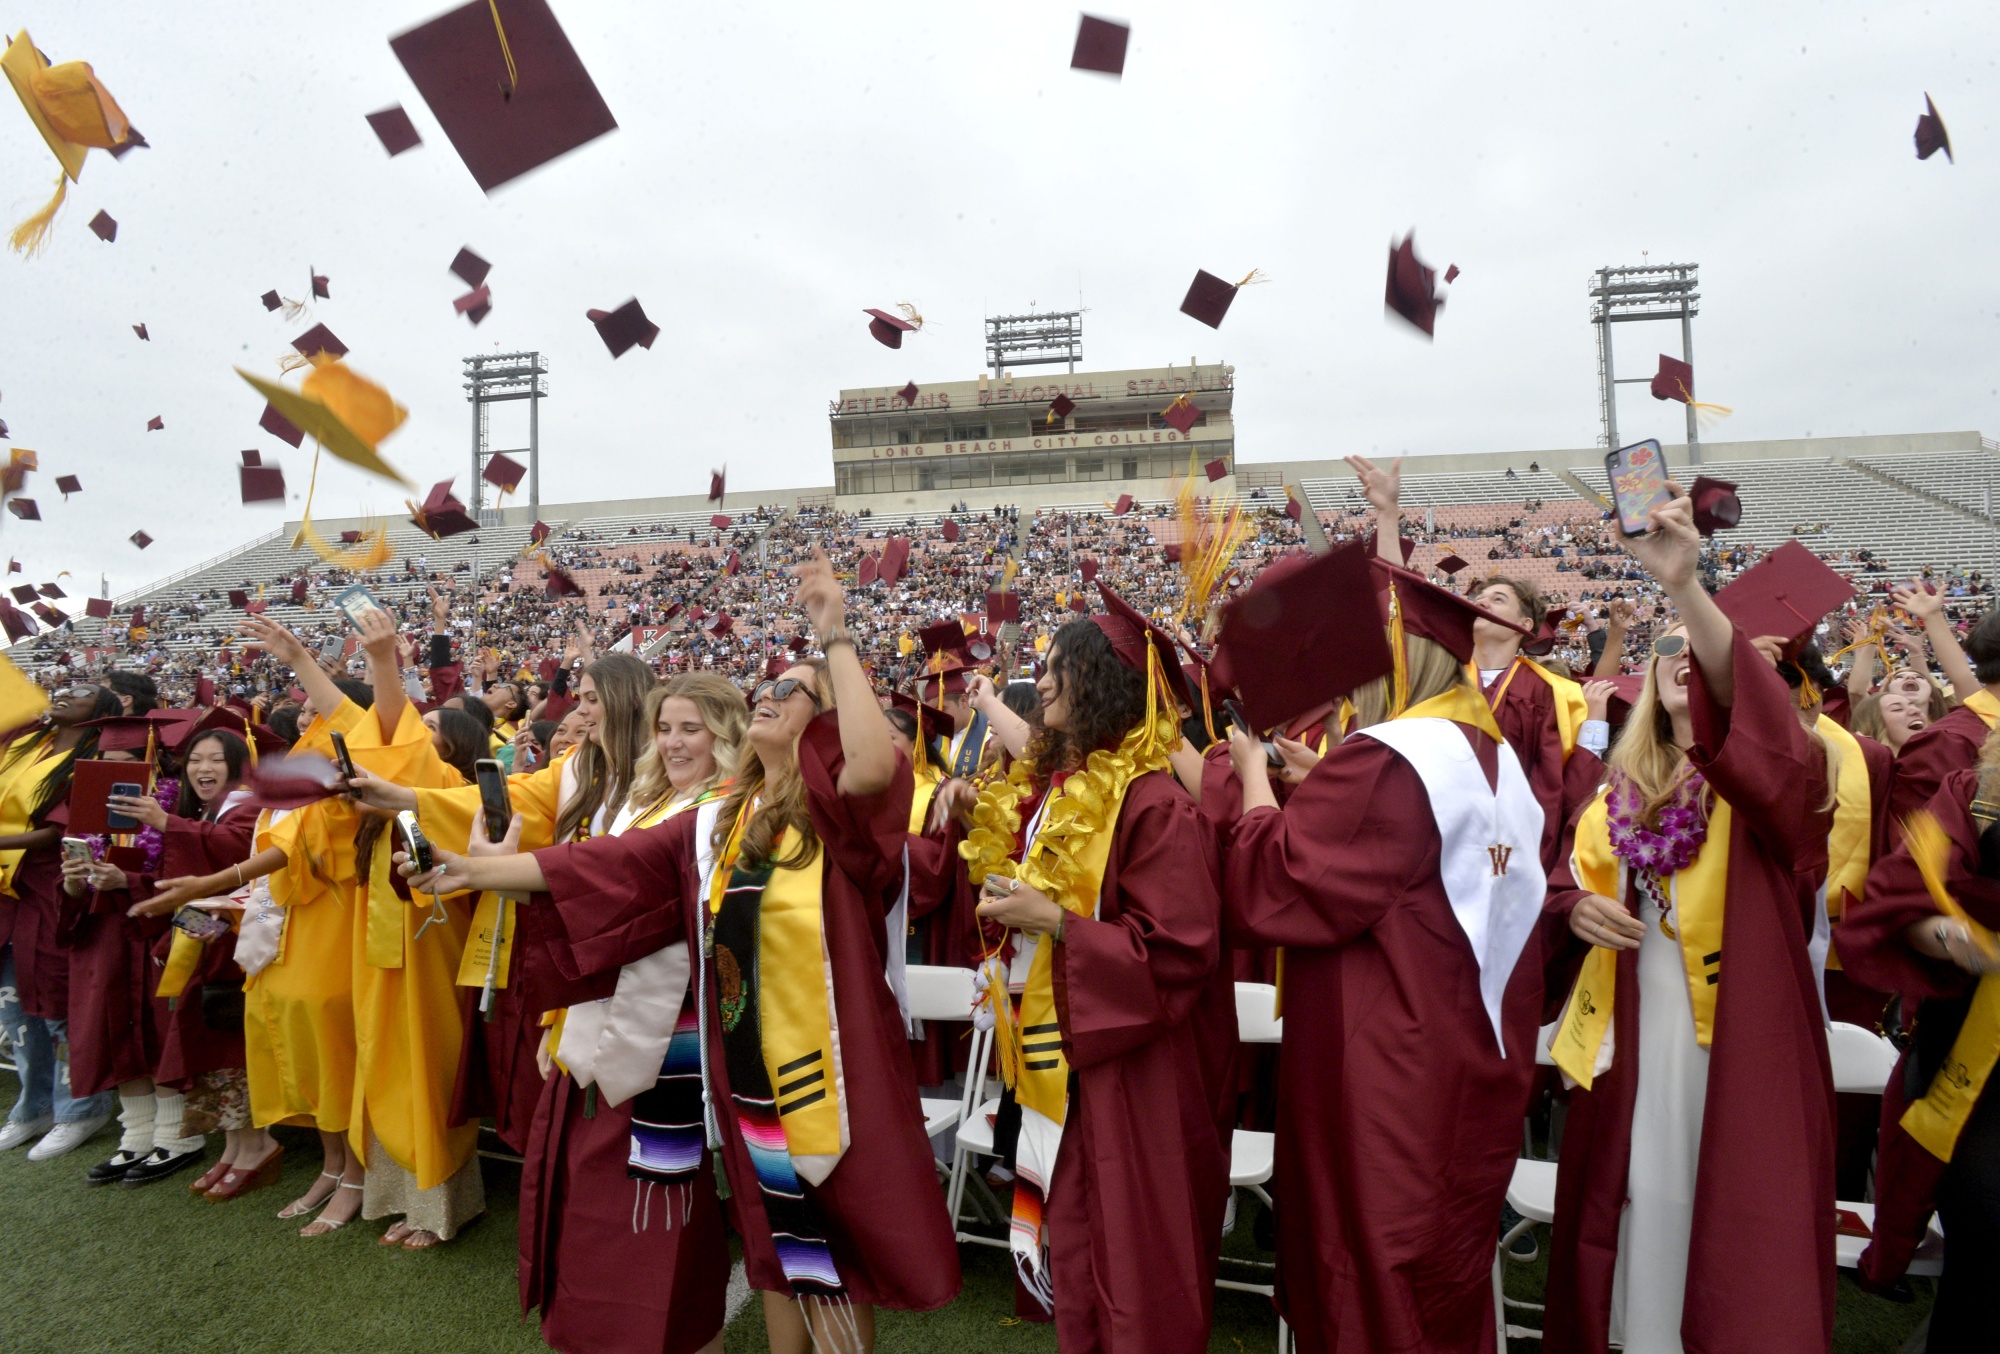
[474,758,512,844]
[328,731,359,797]
[60,836,91,867]
[171,905,232,942]
[332,583,385,632]
[1223,699,1285,769]
[106,781,144,832]
[395,810,434,875]
[318,635,344,662]
[1605,438,1672,538]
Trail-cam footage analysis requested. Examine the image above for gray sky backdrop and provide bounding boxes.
[1,1,1993,600]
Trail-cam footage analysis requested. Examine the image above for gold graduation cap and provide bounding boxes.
[4,29,137,256]
[236,356,412,486]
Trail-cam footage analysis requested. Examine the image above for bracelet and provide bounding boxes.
[822,624,853,649]
[1053,913,1066,944]
[233,864,245,888]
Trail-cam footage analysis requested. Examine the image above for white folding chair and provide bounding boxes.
[929,966,1006,1246]
[1494,1025,1562,1346]
[1826,1020,1945,1278]
[904,964,981,1140]
[1217,981,1291,1353]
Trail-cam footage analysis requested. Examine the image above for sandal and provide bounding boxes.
[202,1145,285,1202]
[279,1171,343,1220]
[188,1158,235,1195]
[401,1210,485,1250]
[378,1220,414,1247]
[299,1181,365,1237]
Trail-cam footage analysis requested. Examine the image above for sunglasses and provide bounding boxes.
[753,678,821,708]
[1651,634,1687,659]
[52,686,99,701]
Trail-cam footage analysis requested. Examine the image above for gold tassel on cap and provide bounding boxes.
[8,172,67,258]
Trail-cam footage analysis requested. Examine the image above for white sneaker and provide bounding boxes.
[26,1114,110,1161]
[0,1115,53,1151]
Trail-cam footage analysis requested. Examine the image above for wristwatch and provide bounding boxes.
[822,623,853,649]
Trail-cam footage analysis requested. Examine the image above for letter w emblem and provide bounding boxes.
[1487,844,1513,878]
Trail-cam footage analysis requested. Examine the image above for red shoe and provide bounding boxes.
[203,1145,285,1202]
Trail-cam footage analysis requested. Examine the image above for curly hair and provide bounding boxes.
[1023,618,1147,776]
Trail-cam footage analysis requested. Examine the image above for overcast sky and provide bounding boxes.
[1,0,1993,598]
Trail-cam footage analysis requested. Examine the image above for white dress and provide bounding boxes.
[1607,881,1710,1354]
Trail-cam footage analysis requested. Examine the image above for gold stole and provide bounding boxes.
[0,741,67,897]
[1550,788,1734,1090]
[1817,715,1871,967]
[1964,688,2000,730]
[1475,657,1588,757]
[364,836,407,968]
[1898,810,2000,1161]
[709,811,843,1158]
[908,769,941,835]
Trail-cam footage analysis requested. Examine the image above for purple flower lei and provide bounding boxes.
[1605,770,1710,876]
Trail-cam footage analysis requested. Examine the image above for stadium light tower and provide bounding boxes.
[463,351,548,520]
[1588,264,1702,463]
[985,309,1082,377]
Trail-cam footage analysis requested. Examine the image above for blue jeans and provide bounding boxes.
[0,945,113,1125]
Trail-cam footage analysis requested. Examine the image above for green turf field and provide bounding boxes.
[0,1071,1932,1352]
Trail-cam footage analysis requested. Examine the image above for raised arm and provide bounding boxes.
[1345,454,1404,564]
[356,607,406,742]
[1592,597,1633,678]
[1841,616,1879,698]
[243,614,346,719]
[1619,484,1739,705]
[966,672,1033,758]
[797,546,896,795]
[1894,581,1979,700]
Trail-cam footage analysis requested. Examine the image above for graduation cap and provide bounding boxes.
[145,415,164,431]
[289,578,308,603]
[1180,269,1259,329]
[1078,558,1100,583]
[365,104,423,156]
[1522,605,1568,659]
[587,298,658,357]
[37,582,62,599]
[129,530,151,549]
[986,590,1021,624]
[786,634,809,653]
[1203,458,1228,482]
[1070,14,1131,77]
[864,308,916,348]
[1162,396,1200,434]
[1444,263,1461,283]
[1651,353,1693,402]
[244,599,269,616]
[1163,542,1185,564]
[1915,93,1952,163]
[708,513,731,531]
[30,602,62,626]
[132,323,147,341]
[239,449,261,467]
[897,382,919,406]
[1689,476,1741,537]
[1711,539,1853,651]
[389,0,619,193]
[1436,553,1468,575]
[9,585,33,604]
[1094,581,1192,711]
[888,689,957,746]
[237,358,410,485]
[723,550,742,577]
[1385,232,1443,337]
[919,619,970,660]
[410,480,479,538]
[708,612,734,637]
[857,554,878,586]
[338,529,362,544]
[0,419,7,439]
[1217,548,1374,730]
[310,269,330,300]
[87,210,115,242]
[916,656,973,700]
[878,536,912,585]
[3,28,138,256]
[227,589,250,608]
[84,596,111,619]
[260,289,282,312]
[258,400,304,448]
[0,601,32,642]
[1112,493,1135,516]
[482,452,525,494]
[7,499,38,521]
[941,518,959,543]
[529,519,551,545]
[450,246,490,288]
[55,474,79,497]
[291,323,347,359]
[243,750,349,811]
[1047,392,1076,424]
[80,714,158,756]
[454,284,492,322]
[543,563,581,597]
[1283,494,1303,522]
[240,464,286,504]
[708,468,725,502]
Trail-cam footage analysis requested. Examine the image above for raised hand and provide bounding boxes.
[241,613,311,669]
[1619,484,1699,591]
[795,546,848,641]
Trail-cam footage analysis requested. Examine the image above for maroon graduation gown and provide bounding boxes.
[1486,661,1606,873]
[1542,630,1837,1354]
[1226,720,1565,1354]
[10,846,68,1021]
[1889,701,1990,825]
[1836,769,1997,1288]
[150,802,257,1088]
[66,885,165,1098]
[534,715,961,1311]
[905,802,972,1087]
[514,810,727,1354]
[1044,768,1236,1354]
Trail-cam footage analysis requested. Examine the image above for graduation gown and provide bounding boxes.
[905,769,973,1086]
[533,714,961,1311]
[1542,630,1837,1354]
[149,800,258,1089]
[517,801,728,1354]
[1485,658,1605,873]
[1043,769,1237,1354]
[1225,718,1565,1354]
[1890,701,1993,824]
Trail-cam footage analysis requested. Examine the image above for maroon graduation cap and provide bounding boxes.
[130,531,152,549]
[709,513,732,531]
[708,468,725,502]
[587,299,658,357]
[1385,232,1443,337]
[482,453,526,494]
[9,586,34,604]
[1689,476,1741,537]
[919,619,970,661]
[1651,354,1694,403]
[1216,540,1393,731]
[455,285,492,322]
[1162,397,1200,434]
[1180,270,1245,329]
[290,579,309,602]
[1284,494,1303,521]
[709,612,734,637]
[389,0,620,193]
[897,382,919,406]
[146,416,165,431]
[30,602,62,627]
[227,589,250,608]
[261,289,283,312]
[544,563,582,598]
[451,247,491,288]
[292,324,347,359]
[240,449,262,467]
[7,500,39,521]
[55,475,80,498]
[411,480,479,538]
[986,591,1021,624]
[0,601,31,641]
[37,583,63,599]
[241,464,287,504]
[259,401,305,448]
[529,519,551,545]
[310,270,330,300]
[941,518,959,543]
[879,536,913,585]
[1112,493,1135,516]
[338,530,362,544]
[1915,93,1952,163]
[857,553,879,587]
[1436,553,1469,575]
[366,104,423,155]
[85,597,112,619]
[1445,263,1461,283]
[1070,14,1130,76]
[133,323,148,341]
[88,211,117,243]
[1203,458,1228,482]
[1048,392,1076,423]
[864,308,915,348]
[1712,540,1853,651]
[1079,558,1101,583]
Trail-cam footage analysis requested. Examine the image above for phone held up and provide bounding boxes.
[329,731,359,798]
[105,781,145,832]
[1605,438,1673,538]
[60,836,91,868]
[1223,698,1285,770]
[395,810,434,877]
[474,758,512,844]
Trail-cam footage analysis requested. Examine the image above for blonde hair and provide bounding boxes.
[713,658,831,872]
[627,673,748,811]
[1350,633,1468,731]
[1848,693,1887,743]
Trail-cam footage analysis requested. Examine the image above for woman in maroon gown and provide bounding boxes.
[1222,555,1559,1354]
[947,585,1234,1354]
[406,549,958,1354]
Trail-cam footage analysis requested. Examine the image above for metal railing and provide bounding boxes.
[112,527,287,606]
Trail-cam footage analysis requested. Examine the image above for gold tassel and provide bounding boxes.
[1387,582,1411,715]
[9,173,69,258]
